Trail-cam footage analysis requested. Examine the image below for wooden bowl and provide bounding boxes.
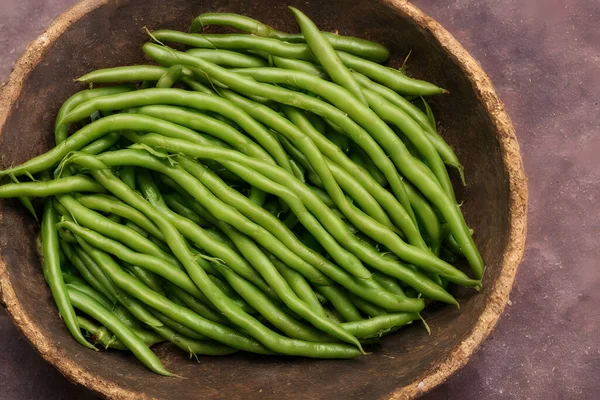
[0,0,527,398]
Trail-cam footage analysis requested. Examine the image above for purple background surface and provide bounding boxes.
[1,0,598,399]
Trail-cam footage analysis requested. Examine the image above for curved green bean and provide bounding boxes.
[189,13,390,62]
[290,7,366,104]
[156,65,183,88]
[41,201,96,350]
[55,85,134,144]
[186,48,268,67]
[0,176,104,198]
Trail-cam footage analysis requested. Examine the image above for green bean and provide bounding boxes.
[68,287,171,375]
[131,135,474,290]
[349,293,387,317]
[60,240,114,302]
[76,315,118,349]
[150,309,207,340]
[186,49,268,67]
[56,193,177,265]
[162,194,207,226]
[217,90,404,239]
[0,176,104,198]
[156,65,183,88]
[40,201,96,350]
[76,65,185,84]
[120,167,136,190]
[177,156,375,280]
[58,220,216,304]
[192,209,358,344]
[272,56,328,79]
[96,150,429,308]
[189,13,390,62]
[137,171,274,297]
[123,262,164,294]
[363,88,455,201]
[337,51,445,95]
[144,48,417,226]
[341,313,418,339]
[290,7,366,104]
[348,146,387,187]
[406,183,443,254]
[75,236,271,354]
[279,108,408,238]
[75,194,164,240]
[351,72,464,179]
[80,132,121,155]
[55,85,134,144]
[165,284,229,325]
[57,90,294,177]
[213,66,481,279]
[268,256,325,316]
[71,159,364,356]
[212,260,335,342]
[371,272,405,297]
[317,286,362,322]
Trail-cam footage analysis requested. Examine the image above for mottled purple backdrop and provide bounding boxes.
[1,0,598,399]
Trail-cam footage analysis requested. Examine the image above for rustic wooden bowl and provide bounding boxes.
[0,0,527,398]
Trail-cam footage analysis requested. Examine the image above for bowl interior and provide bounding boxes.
[0,0,518,398]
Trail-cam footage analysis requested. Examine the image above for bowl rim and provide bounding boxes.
[0,0,528,399]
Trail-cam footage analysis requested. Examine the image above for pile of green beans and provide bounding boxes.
[0,9,482,375]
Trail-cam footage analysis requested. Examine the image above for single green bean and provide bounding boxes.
[341,313,418,339]
[186,49,268,67]
[55,85,134,144]
[189,13,390,62]
[272,56,328,79]
[120,166,136,190]
[156,65,184,88]
[406,183,443,254]
[41,201,96,350]
[80,132,121,155]
[290,7,366,104]
[0,176,104,198]
[76,65,187,84]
